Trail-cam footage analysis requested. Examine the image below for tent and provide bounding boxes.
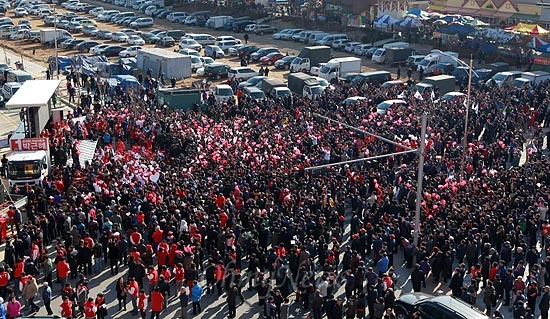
[396,17,423,28]
[373,15,398,27]
[510,23,550,35]
[535,44,550,53]
[532,37,549,48]
[112,75,140,92]
[439,24,476,35]
[406,9,429,20]
[468,19,489,27]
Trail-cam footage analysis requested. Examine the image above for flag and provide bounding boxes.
[414,91,423,100]
[430,90,435,100]
[397,91,405,98]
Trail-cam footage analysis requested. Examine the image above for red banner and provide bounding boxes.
[10,138,48,151]
[534,56,550,66]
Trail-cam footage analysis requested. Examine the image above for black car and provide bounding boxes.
[76,40,100,53]
[204,63,231,80]
[237,45,259,56]
[141,32,160,44]
[273,55,296,70]
[157,10,172,19]
[100,45,126,57]
[63,39,84,50]
[160,36,175,47]
[250,47,279,61]
[166,30,185,40]
[394,293,489,319]
[340,72,359,83]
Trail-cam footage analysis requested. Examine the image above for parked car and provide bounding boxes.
[204,62,231,80]
[160,36,175,47]
[82,26,98,36]
[14,8,28,17]
[395,293,490,319]
[254,24,276,35]
[141,32,160,44]
[144,5,156,16]
[274,55,296,70]
[204,45,224,59]
[200,56,215,67]
[228,66,258,81]
[61,39,84,50]
[235,45,259,57]
[96,29,112,39]
[332,39,351,50]
[250,47,279,62]
[127,35,145,45]
[259,52,285,65]
[100,45,126,57]
[120,28,138,36]
[238,75,267,88]
[57,20,70,29]
[216,40,240,53]
[111,32,129,42]
[90,43,109,55]
[353,44,373,56]
[365,47,379,58]
[178,48,200,57]
[66,21,83,33]
[178,38,202,51]
[344,41,362,53]
[272,28,291,40]
[76,40,100,53]
[130,17,154,29]
[119,45,142,57]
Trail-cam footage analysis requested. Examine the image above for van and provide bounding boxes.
[487,70,522,86]
[186,33,215,46]
[0,17,13,26]
[352,71,391,85]
[214,84,234,102]
[1,82,21,100]
[7,69,33,83]
[316,33,348,46]
[305,31,328,44]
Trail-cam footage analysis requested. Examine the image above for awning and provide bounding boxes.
[443,6,460,13]
[427,4,445,11]
[511,13,539,21]
[493,11,514,18]
[475,9,496,17]
[458,8,479,14]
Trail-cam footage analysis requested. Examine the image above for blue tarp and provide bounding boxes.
[439,24,476,35]
[536,44,550,53]
[49,56,73,74]
[74,55,108,76]
[112,75,140,92]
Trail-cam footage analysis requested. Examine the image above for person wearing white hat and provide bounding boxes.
[41,282,53,315]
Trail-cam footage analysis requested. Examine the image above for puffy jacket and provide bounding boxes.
[191,284,203,302]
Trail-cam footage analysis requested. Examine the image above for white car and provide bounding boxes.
[178,38,202,51]
[144,5,156,16]
[61,0,79,8]
[200,56,214,67]
[227,44,246,56]
[228,66,258,82]
[188,55,202,72]
[332,39,351,50]
[272,29,291,40]
[111,32,129,42]
[344,41,362,53]
[127,35,145,45]
[215,40,240,53]
[89,7,104,16]
[215,36,239,43]
[244,24,257,32]
[14,8,28,17]
[119,46,142,57]
[90,44,109,55]
[38,9,53,18]
[177,48,200,57]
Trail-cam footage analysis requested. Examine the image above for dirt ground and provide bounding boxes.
[2,0,401,87]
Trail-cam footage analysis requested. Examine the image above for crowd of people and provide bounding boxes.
[1,64,549,319]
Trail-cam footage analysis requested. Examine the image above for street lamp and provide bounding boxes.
[429,50,475,181]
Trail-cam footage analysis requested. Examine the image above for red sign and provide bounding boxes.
[534,57,550,66]
[10,138,48,151]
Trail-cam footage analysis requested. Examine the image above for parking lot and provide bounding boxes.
[0,0,410,88]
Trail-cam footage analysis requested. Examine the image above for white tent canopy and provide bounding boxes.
[6,80,61,109]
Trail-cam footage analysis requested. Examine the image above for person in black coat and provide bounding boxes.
[540,285,550,319]
[449,267,464,297]
[503,268,514,306]
[411,264,426,292]
[108,238,120,275]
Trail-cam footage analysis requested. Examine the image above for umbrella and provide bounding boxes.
[468,19,489,27]
[530,25,549,35]
[434,19,448,25]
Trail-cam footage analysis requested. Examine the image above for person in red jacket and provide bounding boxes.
[60,296,73,319]
[13,258,24,295]
[130,228,142,247]
[173,263,185,297]
[127,277,139,315]
[151,226,163,252]
[83,297,97,319]
[150,287,164,319]
[57,256,70,287]
[138,289,148,319]
[146,266,158,294]
[0,266,10,299]
[214,261,225,296]
[157,247,167,268]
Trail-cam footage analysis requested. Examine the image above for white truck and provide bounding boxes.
[318,57,362,83]
[7,124,50,188]
[417,51,459,74]
[520,71,550,85]
[40,28,72,45]
[290,46,332,74]
[208,16,232,30]
[288,73,324,99]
